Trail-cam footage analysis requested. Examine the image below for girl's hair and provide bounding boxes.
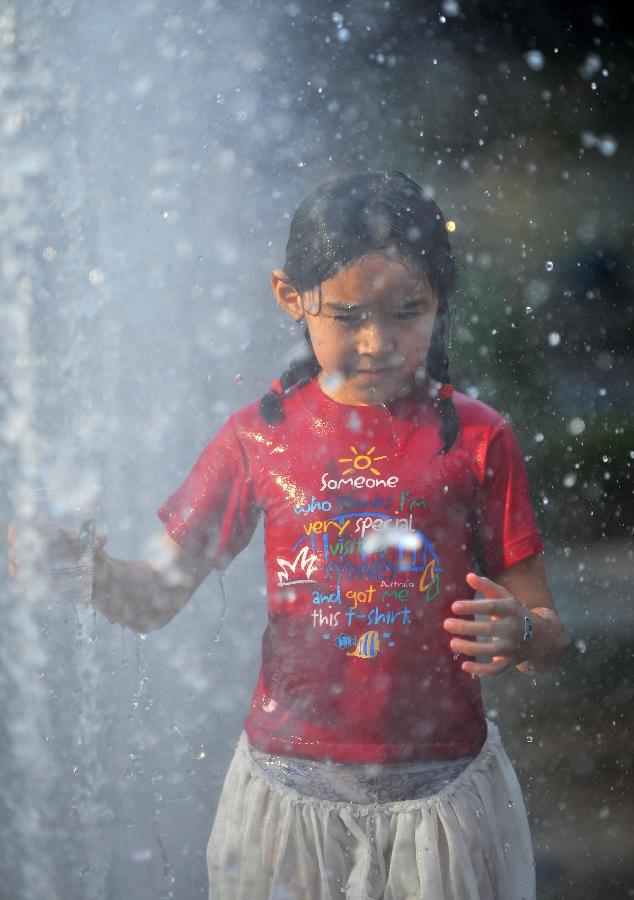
[260,170,460,453]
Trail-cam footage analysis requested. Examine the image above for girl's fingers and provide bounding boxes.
[460,657,513,678]
[451,597,515,617]
[465,572,512,599]
[443,617,505,637]
[449,638,514,658]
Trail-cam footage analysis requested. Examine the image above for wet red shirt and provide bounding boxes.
[158,377,543,764]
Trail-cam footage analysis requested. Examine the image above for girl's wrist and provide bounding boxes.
[516,607,566,675]
[91,547,117,621]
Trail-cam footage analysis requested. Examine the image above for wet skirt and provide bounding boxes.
[206,721,535,900]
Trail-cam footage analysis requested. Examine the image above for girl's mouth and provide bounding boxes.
[355,367,397,379]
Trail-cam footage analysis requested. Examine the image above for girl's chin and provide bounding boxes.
[337,374,415,405]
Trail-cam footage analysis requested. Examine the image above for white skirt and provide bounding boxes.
[207,721,535,900]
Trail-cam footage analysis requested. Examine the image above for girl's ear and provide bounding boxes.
[271,269,304,322]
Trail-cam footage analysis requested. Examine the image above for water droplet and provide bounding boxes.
[234,373,244,384]
[574,638,587,654]
[548,332,561,347]
[525,50,545,71]
[568,417,585,436]
[545,260,554,272]
[442,0,460,15]
[508,798,515,807]
[526,735,534,743]
[599,136,617,156]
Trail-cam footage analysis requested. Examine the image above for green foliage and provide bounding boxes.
[451,267,632,542]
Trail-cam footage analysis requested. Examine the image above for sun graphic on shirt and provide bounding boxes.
[338,446,388,476]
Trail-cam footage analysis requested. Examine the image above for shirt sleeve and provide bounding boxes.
[475,420,544,577]
[157,417,260,567]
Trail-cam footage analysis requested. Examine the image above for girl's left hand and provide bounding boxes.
[442,572,532,678]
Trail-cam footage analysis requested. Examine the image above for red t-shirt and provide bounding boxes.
[158,377,543,764]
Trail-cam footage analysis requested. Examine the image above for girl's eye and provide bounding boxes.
[394,305,428,320]
[333,314,364,325]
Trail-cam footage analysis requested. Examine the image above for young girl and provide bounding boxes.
[87,171,565,898]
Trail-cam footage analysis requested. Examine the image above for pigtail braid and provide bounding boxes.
[426,304,458,455]
[259,329,321,425]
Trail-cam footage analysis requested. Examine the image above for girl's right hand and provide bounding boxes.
[6,521,108,582]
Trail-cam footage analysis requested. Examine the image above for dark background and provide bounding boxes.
[0,1,632,898]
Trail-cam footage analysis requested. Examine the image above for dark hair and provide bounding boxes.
[260,170,460,453]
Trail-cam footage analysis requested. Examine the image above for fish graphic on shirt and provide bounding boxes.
[336,630,380,658]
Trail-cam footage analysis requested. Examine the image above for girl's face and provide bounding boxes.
[274,252,439,406]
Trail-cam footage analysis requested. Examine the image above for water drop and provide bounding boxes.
[568,417,585,436]
[525,50,545,71]
[442,0,460,15]
[88,267,105,285]
[599,136,617,157]
[545,260,554,271]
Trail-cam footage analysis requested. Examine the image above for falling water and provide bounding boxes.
[0,5,114,897]
[0,5,59,896]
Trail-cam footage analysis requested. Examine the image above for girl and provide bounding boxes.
[34,171,566,898]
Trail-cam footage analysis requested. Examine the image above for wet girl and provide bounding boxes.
[26,171,567,898]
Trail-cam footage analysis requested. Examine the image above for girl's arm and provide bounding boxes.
[443,554,566,678]
[90,533,215,633]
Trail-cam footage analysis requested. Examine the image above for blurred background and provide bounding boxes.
[0,1,632,897]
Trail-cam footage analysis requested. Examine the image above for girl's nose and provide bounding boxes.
[357,322,396,356]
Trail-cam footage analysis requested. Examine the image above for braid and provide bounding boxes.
[426,303,458,455]
[259,329,321,425]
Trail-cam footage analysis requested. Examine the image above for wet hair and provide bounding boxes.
[260,170,460,453]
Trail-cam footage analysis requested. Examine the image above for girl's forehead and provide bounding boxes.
[321,252,432,300]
